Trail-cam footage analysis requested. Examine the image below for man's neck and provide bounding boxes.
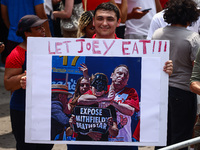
[95,34,116,39]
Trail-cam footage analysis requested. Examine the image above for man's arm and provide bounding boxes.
[53,0,74,19]
[1,4,10,29]
[190,81,200,95]
[116,0,127,23]
[190,50,200,94]
[155,0,162,13]
[35,3,51,37]
[4,68,25,91]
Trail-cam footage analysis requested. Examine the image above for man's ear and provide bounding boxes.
[117,18,121,27]
[93,17,95,27]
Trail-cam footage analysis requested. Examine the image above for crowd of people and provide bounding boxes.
[1,0,200,150]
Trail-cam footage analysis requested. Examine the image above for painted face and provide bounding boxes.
[93,10,120,39]
[29,25,46,37]
[85,21,95,38]
[91,86,105,97]
[79,78,90,95]
[58,93,68,104]
[111,66,129,90]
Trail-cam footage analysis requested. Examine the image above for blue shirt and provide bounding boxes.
[1,0,44,43]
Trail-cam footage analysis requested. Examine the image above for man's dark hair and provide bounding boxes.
[113,64,129,74]
[164,0,200,26]
[94,2,120,21]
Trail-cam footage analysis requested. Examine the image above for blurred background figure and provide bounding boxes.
[125,0,162,39]
[1,0,51,59]
[53,0,84,37]
[77,10,95,38]
[4,15,53,150]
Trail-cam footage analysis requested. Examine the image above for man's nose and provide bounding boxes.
[102,19,107,25]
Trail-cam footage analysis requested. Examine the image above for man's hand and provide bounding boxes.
[163,60,173,76]
[87,132,102,141]
[127,7,149,20]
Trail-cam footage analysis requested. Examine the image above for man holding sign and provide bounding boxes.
[68,2,173,150]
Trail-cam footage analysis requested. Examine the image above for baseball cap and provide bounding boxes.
[16,15,47,36]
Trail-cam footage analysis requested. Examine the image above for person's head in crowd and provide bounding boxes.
[164,0,199,26]
[16,15,47,40]
[93,2,121,39]
[90,73,108,97]
[77,10,95,38]
[74,76,90,98]
[52,84,72,102]
[69,76,90,108]
[111,64,129,92]
[51,84,72,113]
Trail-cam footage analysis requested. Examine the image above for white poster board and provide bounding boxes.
[25,37,169,146]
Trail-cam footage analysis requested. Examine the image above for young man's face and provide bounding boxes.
[93,9,120,39]
[111,66,129,90]
[27,25,46,37]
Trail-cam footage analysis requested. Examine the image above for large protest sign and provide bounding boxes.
[25,37,169,146]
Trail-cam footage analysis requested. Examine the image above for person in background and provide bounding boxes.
[1,0,51,58]
[4,15,53,150]
[125,0,162,39]
[191,49,200,150]
[44,0,61,36]
[77,10,95,38]
[152,0,200,149]
[147,5,200,39]
[53,0,83,37]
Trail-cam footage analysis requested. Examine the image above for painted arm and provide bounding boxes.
[4,68,25,91]
[35,3,52,37]
[111,101,135,116]
[77,94,112,105]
